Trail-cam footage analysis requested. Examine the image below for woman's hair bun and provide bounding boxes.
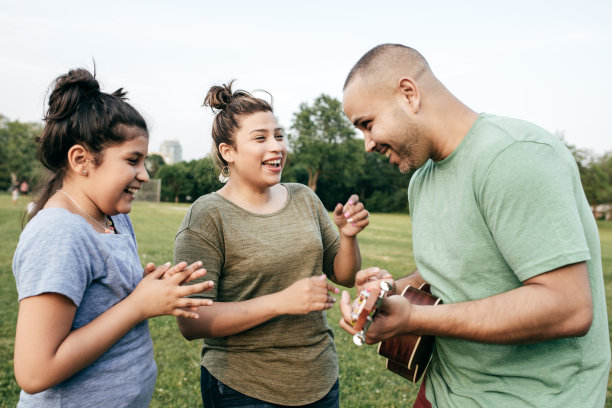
[203,81,235,111]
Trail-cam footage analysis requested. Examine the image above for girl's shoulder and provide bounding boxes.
[23,207,93,239]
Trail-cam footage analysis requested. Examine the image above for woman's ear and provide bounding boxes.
[218,143,235,164]
[67,144,93,175]
[398,77,421,113]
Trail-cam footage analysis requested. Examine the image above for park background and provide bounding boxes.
[2,0,612,406]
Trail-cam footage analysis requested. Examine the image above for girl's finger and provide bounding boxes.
[177,297,213,308]
[151,262,171,279]
[166,261,189,276]
[170,261,202,281]
[181,281,214,295]
[173,309,200,319]
[182,268,207,284]
[143,262,156,277]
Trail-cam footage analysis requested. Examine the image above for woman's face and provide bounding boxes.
[223,110,287,189]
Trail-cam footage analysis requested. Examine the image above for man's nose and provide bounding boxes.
[364,134,376,152]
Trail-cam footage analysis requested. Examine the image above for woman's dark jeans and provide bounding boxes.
[201,365,339,408]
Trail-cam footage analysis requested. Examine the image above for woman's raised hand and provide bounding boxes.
[333,194,369,237]
[132,261,214,320]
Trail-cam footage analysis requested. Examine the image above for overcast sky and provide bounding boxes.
[1,0,611,162]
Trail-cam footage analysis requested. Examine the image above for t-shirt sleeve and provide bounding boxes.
[478,141,590,281]
[174,206,224,300]
[13,218,95,306]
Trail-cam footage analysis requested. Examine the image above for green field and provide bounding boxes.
[1,194,610,407]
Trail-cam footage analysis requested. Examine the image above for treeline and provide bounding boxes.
[146,94,411,212]
[2,96,611,214]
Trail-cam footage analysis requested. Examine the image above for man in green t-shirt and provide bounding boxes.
[339,43,610,407]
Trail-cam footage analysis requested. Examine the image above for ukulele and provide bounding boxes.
[349,281,392,346]
[349,281,441,383]
[377,283,441,383]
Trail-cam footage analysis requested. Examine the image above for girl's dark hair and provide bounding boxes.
[203,80,273,169]
[30,68,148,219]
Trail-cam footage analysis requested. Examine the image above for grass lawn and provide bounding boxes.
[0,194,611,407]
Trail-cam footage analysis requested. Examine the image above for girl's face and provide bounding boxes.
[86,127,149,216]
[224,111,287,189]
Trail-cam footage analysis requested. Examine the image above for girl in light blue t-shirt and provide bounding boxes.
[12,68,214,407]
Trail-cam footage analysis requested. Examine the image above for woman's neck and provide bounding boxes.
[218,181,287,214]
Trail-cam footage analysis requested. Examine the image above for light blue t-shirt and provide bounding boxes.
[13,208,157,408]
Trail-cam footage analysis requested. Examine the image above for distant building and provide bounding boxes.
[159,139,182,165]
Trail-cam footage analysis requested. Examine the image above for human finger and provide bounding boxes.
[333,202,344,218]
[176,297,213,309]
[143,262,156,277]
[342,194,360,219]
[374,269,393,280]
[338,291,359,334]
[345,203,364,223]
[355,267,385,286]
[160,261,188,279]
[181,267,208,284]
[343,194,360,211]
[172,308,201,319]
[150,262,172,279]
[170,261,202,282]
[326,281,340,295]
[180,280,215,296]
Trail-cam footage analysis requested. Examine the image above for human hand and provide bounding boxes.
[131,262,214,320]
[338,291,411,344]
[144,261,207,284]
[278,275,339,315]
[333,194,369,237]
[355,267,395,295]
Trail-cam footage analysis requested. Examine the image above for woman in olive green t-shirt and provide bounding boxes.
[174,81,370,407]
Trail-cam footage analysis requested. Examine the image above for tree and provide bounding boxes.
[289,94,361,192]
[562,133,612,207]
[157,156,223,203]
[145,154,165,179]
[157,163,190,203]
[0,115,42,191]
[189,156,223,199]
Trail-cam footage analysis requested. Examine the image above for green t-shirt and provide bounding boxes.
[174,183,340,406]
[408,114,610,407]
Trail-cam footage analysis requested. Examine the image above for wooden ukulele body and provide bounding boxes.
[377,284,441,383]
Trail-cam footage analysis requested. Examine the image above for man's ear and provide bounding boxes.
[67,144,93,175]
[398,77,421,113]
[218,143,235,164]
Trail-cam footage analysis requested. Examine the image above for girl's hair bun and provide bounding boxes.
[57,68,99,94]
[46,68,100,121]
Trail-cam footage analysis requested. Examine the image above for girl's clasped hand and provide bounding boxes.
[138,261,214,319]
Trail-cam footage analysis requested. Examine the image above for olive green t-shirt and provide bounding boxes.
[175,183,340,406]
[409,114,610,407]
